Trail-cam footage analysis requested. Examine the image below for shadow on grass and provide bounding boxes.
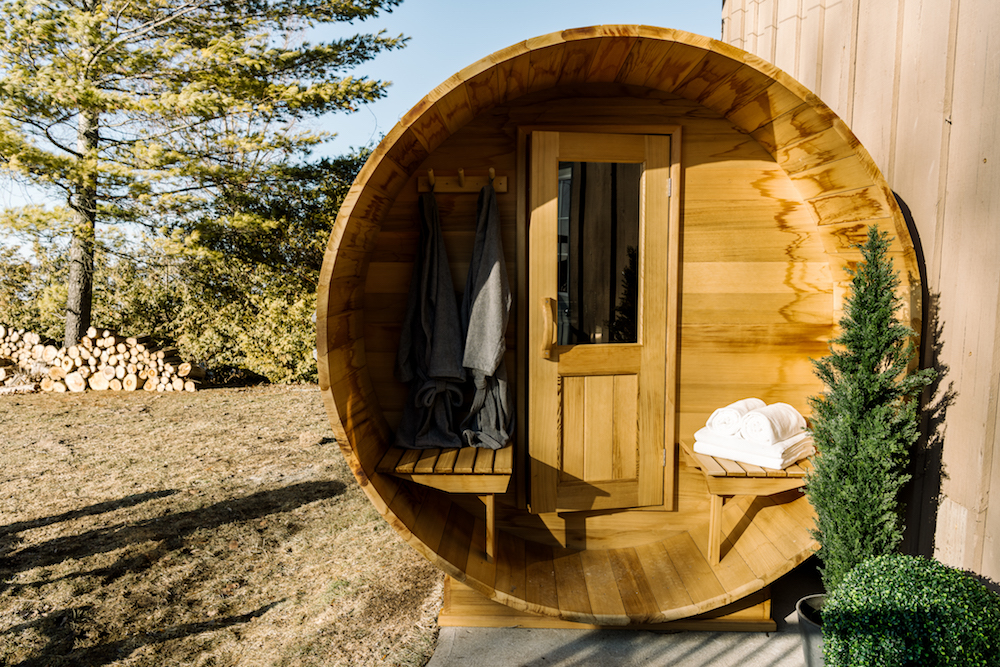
[0,490,179,538]
[6,600,283,667]
[0,491,180,559]
[0,480,345,590]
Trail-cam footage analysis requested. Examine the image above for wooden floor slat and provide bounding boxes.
[495,530,527,599]
[411,491,452,556]
[689,520,759,591]
[579,549,629,623]
[524,540,559,612]
[431,493,818,625]
[722,497,789,579]
[552,547,593,617]
[380,459,817,626]
[663,532,728,604]
[438,503,476,574]
[465,517,498,588]
[633,541,696,612]
[608,548,661,621]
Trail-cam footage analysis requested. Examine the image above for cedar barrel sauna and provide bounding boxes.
[317,26,921,627]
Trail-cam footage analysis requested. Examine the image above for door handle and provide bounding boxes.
[541,297,557,359]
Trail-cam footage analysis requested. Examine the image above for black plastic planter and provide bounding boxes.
[796,594,825,667]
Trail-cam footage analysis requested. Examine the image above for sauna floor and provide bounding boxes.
[417,487,819,625]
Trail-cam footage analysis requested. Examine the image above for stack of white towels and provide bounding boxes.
[693,398,815,470]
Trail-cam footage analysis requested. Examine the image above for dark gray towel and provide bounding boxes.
[394,192,465,449]
[460,182,514,450]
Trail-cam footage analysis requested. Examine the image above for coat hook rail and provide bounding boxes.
[418,169,507,193]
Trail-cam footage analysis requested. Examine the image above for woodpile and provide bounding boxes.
[0,324,205,394]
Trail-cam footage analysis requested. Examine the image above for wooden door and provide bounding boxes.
[528,131,679,514]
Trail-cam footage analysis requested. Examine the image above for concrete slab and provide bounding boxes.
[427,557,823,667]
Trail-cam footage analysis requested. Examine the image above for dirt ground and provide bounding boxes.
[0,385,443,667]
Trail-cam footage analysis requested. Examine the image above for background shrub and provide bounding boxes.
[823,554,1000,667]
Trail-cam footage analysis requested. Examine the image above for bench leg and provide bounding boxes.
[480,494,495,563]
[708,494,724,566]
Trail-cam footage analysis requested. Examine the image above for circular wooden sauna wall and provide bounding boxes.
[317,26,920,624]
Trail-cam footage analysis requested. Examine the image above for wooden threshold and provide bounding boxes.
[440,576,776,632]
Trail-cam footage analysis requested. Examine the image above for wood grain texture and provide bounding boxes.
[317,26,919,622]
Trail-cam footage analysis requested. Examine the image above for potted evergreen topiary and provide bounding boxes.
[798,228,936,666]
[823,554,1000,666]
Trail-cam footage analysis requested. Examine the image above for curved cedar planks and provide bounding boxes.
[316,26,915,624]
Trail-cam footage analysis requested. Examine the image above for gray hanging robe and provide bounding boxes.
[394,192,465,449]
[460,182,514,450]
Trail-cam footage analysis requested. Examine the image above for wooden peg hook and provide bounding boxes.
[427,169,435,189]
[457,168,465,188]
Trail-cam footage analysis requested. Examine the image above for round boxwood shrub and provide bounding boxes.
[823,554,1000,666]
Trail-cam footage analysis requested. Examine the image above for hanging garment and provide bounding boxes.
[459,182,514,450]
[394,192,466,449]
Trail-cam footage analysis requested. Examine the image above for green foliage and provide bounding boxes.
[0,152,365,381]
[807,228,935,591]
[823,554,1000,667]
[0,0,404,343]
[0,0,403,214]
[0,236,68,340]
[609,245,638,343]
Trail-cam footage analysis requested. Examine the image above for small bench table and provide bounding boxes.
[377,444,513,561]
[680,439,812,566]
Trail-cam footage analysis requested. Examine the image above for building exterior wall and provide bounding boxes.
[722,0,1000,581]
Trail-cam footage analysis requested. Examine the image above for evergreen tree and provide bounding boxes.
[808,228,935,591]
[0,0,404,346]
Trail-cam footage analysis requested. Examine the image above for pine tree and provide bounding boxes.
[808,228,935,591]
[0,0,405,346]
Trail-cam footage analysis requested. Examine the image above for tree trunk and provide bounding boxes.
[64,109,99,348]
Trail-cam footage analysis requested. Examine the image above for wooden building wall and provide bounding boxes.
[722,0,1000,581]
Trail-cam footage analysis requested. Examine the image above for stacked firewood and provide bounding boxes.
[0,324,205,393]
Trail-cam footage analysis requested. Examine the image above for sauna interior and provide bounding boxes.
[317,26,920,626]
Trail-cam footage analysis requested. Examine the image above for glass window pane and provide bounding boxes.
[556,161,641,345]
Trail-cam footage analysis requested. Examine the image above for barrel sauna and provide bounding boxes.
[317,26,921,626]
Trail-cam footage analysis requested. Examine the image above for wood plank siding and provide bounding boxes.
[723,0,1000,585]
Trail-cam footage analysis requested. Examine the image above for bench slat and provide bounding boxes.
[716,457,747,477]
[415,448,442,473]
[694,451,729,477]
[379,446,407,473]
[435,447,460,473]
[494,445,514,474]
[474,448,497,474]
[396,448,423,473]
[454,446,479,473]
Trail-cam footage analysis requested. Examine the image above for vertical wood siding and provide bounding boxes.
[723,0,1000,581]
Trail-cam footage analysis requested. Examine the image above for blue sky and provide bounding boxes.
[316,1,721,154]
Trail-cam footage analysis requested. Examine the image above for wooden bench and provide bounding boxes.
[377,444,513,561]
[680,439,812,566]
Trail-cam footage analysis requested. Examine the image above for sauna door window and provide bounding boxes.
[528,131,680,514]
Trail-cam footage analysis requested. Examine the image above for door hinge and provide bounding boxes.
[667,177,672,197]
[662,448,667,467]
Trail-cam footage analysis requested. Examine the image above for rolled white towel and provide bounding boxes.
[694,432,814,470]
[706,397,766,435]
[694,426,808,456]
[739,403,807,446]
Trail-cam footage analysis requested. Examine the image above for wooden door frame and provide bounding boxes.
[514,124,683,514]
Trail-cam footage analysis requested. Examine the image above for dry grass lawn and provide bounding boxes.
[0,385,443,666]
